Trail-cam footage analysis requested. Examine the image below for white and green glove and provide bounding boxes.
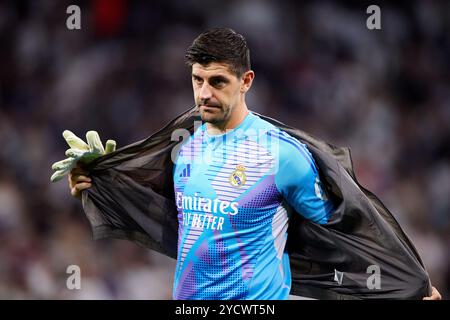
[50,130,116,182]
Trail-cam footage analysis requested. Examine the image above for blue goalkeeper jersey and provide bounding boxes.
[172,111,333,300]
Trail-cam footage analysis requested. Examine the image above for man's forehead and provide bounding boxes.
[192,62,235,77]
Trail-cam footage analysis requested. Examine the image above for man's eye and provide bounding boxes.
[211,79,225,87]
[194,78,203,85]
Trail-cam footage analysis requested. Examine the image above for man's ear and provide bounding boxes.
[241,70,255,93]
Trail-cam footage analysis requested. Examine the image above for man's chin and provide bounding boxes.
[200,112,220,124]
[199,109,223,123]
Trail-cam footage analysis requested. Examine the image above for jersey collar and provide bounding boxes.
[203,111,257,146]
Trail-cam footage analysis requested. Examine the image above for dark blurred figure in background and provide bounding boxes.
[0,0,449,299]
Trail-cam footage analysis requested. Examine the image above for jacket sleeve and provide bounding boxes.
[80,107,201,259]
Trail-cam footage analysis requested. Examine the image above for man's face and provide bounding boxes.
[191,62,243,126]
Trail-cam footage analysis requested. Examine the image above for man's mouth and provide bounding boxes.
[200,104,221,109]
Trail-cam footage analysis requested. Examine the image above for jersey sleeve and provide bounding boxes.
[273,132,333,224]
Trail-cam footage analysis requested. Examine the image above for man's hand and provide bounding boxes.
[68,165,92,200]
[423,286,442,300]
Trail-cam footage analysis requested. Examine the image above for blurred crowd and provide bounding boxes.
[0,0,449,299]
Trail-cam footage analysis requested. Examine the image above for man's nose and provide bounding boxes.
[199,83,213,101]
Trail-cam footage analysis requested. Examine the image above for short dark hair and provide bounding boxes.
[185,28,251,77]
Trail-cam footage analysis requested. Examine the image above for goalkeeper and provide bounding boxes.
[52,28,442,300]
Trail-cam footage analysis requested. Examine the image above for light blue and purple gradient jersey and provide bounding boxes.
[172,111,333,300]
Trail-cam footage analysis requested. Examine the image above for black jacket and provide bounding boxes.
[81,106,431,299]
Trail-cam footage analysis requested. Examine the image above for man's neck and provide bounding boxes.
[206,104,249,135]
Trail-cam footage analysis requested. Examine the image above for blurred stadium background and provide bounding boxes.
[0,0,449,299]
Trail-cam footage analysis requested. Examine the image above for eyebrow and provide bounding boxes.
[192,73,228,81]
[192,73,230,82]
[209,75,229,83]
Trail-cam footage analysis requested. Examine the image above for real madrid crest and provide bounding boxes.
[229,164,247,187]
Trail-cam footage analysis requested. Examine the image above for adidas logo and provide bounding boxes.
[179,164,191,177]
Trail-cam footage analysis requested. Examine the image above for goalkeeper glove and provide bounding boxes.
[50,130,116,182]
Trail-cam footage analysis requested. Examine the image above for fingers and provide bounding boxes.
[68,165,92,195]
[50,170,67,182]
[69,172,91,189]
[86,131,105,154]
[423,286,442,300]
[430,287,442,300]
[53,130,117,186]
[73,182,92,192]
[70,181,92,199]
[73,175,91,183]
[65,148,87,158]
[63,130,90,151]
[105,140,116,154]
[52,158,75,171]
